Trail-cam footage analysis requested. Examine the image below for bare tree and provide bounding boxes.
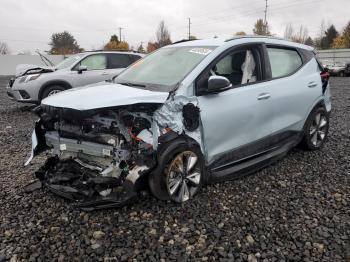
[315,19,326,49]
[284,23,294,40]
[0,41,10,54]
[319,19,326,40]
[284,24,308,43]
[156,20,172,47]
[294,25,309,44]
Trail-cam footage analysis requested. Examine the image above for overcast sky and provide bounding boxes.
[0,0,349,53]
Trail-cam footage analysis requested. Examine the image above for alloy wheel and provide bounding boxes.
[47,90,61,97]
[166,151,201,203]
[309,112,328,147]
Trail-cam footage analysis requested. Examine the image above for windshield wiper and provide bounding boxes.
[118,82,146,88]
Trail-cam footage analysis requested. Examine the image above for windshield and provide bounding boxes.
[115,46,216,92]
[55,54,83,70]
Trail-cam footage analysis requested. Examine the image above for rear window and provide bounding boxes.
[267,47,302,78]
[108,54,132,69]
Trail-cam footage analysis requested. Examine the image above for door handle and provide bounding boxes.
[101,72,108,75]
[257,93,271,100]
[308,82,317,88]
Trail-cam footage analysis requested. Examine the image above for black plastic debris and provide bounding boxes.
[182,103,200,131]
[23,180,42,193]
[77,181,138,211]
[33,157,139,211]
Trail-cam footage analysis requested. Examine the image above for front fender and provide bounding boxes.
[24,119,48,166]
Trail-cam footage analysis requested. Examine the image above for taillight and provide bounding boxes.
[320,71,330,81]
[320,70,329,93]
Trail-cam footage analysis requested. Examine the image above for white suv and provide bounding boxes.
[7,51,144,103]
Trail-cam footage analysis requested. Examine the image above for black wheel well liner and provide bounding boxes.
[155,133,209,183]
[313,100,327,112]
[157,132,201,154]
[39,80,72,100]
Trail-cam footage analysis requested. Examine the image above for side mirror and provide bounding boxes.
[77,65,87,74]
[207,76,232,93]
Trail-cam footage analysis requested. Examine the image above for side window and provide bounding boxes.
[267,47,302,78]
[108,54,131,69]
[79,54,107,70]
[197,48,260,93]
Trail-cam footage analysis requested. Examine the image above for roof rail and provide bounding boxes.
[172,39,199,45]
[83,49,144,53]
[225,35,285,42]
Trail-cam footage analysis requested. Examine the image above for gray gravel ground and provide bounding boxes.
[0,76,349,262]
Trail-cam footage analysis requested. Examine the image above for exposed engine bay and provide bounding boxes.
[25,96,202,210]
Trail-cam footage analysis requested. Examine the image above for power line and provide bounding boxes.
[188,0,264,20]
[190,0,320,29]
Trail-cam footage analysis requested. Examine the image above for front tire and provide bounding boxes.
[148,138,204,203]
[300,107,329,150]
[41,85,65,100]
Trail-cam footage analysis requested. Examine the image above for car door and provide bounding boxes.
[264,46,322,137]
[196,44,274,167]
[69,54,109,87]
[107,53,134,78]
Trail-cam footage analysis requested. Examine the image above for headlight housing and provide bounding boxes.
[20,74,41,83]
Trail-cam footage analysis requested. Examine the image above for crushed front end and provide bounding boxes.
[26,103,160,210]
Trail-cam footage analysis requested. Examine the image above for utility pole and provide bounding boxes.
[118,27,124,42]
[188,17,191,40]
[139,41,144,52]
[264,0,268,35]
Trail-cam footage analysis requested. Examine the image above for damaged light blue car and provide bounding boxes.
[25,36,331,209]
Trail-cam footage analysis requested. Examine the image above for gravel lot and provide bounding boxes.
[0,76,349,262]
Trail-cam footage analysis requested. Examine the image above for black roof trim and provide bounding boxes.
[225,35,285,42]
[172,39,200,45]
[83,49,144,54]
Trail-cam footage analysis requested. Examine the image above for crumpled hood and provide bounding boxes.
[42,83,169,110]
[16,64,54,77]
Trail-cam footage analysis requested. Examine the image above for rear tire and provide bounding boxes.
[300,107,329,150]
[148,138,204,203]
[41,85,65,100]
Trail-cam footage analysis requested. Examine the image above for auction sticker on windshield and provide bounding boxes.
[189,48,213,56]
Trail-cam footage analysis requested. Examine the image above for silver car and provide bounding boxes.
[26,36,331,209]
[7,51,143,103]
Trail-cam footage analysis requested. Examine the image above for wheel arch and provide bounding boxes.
[302,98,327,130]
[39,80,72,101]
[149,133,207,201]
